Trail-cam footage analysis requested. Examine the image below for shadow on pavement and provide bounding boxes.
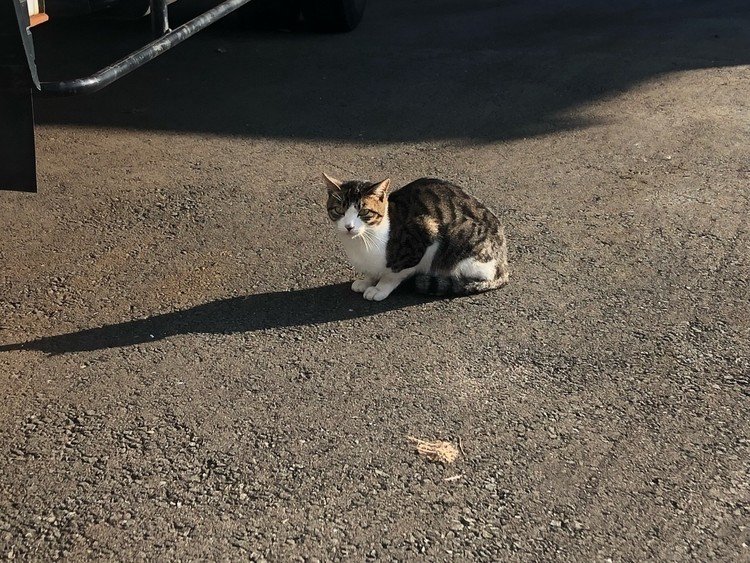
[0,283,432,354]
[31,0,750,143]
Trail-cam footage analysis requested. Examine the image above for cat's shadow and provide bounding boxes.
[0,283,433,355]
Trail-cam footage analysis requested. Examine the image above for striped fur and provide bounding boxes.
[324,174,509,300]
[414,270,509,296]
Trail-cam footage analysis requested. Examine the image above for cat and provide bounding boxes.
[324,173,509,301]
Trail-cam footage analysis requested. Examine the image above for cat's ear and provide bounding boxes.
[369,178,391,201]
[322,172,343,193]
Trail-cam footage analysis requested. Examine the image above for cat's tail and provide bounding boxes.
[414,272,509,296]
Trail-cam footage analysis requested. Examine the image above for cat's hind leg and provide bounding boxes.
[452,257,509,294]
[365,242,439,300]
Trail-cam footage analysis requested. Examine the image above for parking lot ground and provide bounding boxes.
[1,1,748,560]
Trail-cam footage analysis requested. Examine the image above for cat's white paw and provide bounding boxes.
[363,286,389,301]
[351,279,373,293]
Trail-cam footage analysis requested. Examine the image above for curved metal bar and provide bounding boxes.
[39,0,253,97]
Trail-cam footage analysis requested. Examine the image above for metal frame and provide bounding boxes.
[1,0,254,191]
[41,0,253,96]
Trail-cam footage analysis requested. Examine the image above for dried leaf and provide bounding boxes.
[408,436,460,464]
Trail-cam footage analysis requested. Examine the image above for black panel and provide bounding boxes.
[0,88,37,192]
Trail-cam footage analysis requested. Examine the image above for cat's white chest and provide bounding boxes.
[339,225,389,277]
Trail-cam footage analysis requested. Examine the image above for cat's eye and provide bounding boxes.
[328,206,344,220]
[359,209,372,218]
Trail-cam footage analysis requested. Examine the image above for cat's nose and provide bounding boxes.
[345,224,354,232]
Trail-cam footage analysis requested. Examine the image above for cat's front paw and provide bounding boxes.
[351,279,373,293]
[363,286,390,301]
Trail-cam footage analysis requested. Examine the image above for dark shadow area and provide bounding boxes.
[0,283,432,354]
[30,0,750,143]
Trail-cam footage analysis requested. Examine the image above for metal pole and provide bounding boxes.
[39,0,254,96]
[149,0,170,38]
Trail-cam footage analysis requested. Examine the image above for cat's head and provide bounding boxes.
[323,173,391,237]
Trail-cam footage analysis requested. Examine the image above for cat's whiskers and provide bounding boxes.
[361,229,381,252]
[364,229,386,244]
[360,231,374,252]
[352,230,369,250]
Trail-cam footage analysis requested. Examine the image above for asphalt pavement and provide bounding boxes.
[1,0,748,560]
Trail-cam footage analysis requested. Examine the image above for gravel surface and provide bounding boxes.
[1,0,748,560]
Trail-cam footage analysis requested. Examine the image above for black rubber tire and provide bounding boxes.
[301,0,367,33]
[102,0,151,19]
[239,0,301,31]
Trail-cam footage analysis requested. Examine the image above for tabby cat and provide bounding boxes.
[324,173,509,301]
